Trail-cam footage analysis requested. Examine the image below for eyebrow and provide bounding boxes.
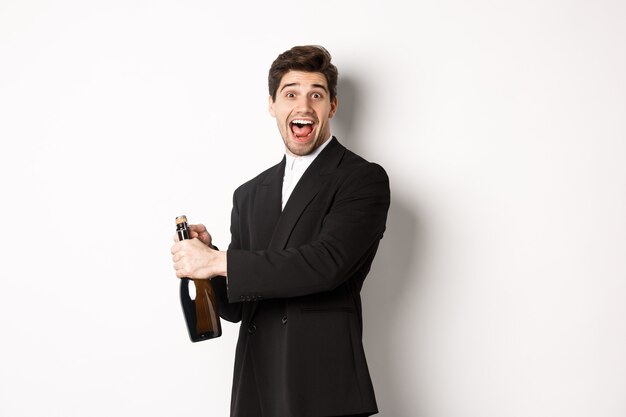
[280,83,329,93]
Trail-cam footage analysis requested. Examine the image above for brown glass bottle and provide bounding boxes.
[176,215,222,342]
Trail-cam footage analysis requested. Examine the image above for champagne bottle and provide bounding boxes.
[176,215,222,342]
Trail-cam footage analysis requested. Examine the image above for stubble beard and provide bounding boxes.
[285,137,319,156]
[282,122,328,157]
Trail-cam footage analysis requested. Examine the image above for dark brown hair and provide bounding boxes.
[268,45,338,101]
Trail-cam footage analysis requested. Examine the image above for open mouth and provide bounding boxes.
[290,119,315,141]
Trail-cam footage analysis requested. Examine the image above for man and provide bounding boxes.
[171,45,390,417]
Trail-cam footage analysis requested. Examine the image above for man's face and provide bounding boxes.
[269,70,338,157]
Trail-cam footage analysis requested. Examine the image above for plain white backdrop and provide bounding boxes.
[1,1,625,416]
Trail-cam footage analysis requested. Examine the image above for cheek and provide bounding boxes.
[276,108,290,120]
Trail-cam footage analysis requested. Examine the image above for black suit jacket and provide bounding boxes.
[211,138,390,417]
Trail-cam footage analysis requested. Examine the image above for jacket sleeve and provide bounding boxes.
[226,163,390,303]
[211,193,244,323]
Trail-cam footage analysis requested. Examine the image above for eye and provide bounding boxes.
[286,92,296,98]
[311,92,323,99]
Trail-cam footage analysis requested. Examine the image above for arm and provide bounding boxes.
[226,163,390,303]
[170,208,242,323]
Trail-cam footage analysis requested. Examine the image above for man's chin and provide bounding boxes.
[286,137,317,156]
[287,145,313,156]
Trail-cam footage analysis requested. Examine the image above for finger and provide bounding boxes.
[190,224,207,233]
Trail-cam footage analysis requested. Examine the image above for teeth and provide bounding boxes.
[291,119,313,125]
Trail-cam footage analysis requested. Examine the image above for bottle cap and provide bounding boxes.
[175,215,188,225]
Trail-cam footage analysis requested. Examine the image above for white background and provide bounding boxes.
[1,1,625,416]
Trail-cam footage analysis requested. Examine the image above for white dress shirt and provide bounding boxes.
[282,136,333,210]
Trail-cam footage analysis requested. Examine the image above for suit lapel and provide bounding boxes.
[268,137,345,250]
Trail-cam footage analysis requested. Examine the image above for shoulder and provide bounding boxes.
[338,146,389,185]
[318,143,390,207]
[233,159,284,197]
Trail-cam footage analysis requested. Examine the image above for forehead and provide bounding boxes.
[279,70,328,89]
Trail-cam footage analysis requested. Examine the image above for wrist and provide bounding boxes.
[213,250,228,278]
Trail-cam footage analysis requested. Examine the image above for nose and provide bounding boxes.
[295,95,313,112]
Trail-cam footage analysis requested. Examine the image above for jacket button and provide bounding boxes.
[281,316,287,325]
[248,323,257,334]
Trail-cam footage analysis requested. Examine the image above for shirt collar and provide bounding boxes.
[285,135,333,171]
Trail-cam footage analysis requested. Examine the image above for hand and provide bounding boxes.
[173,223,213,247]
[171,238,227,279]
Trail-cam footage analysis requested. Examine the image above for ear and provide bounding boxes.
[328,96,338,119]
[268,95,276,117]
